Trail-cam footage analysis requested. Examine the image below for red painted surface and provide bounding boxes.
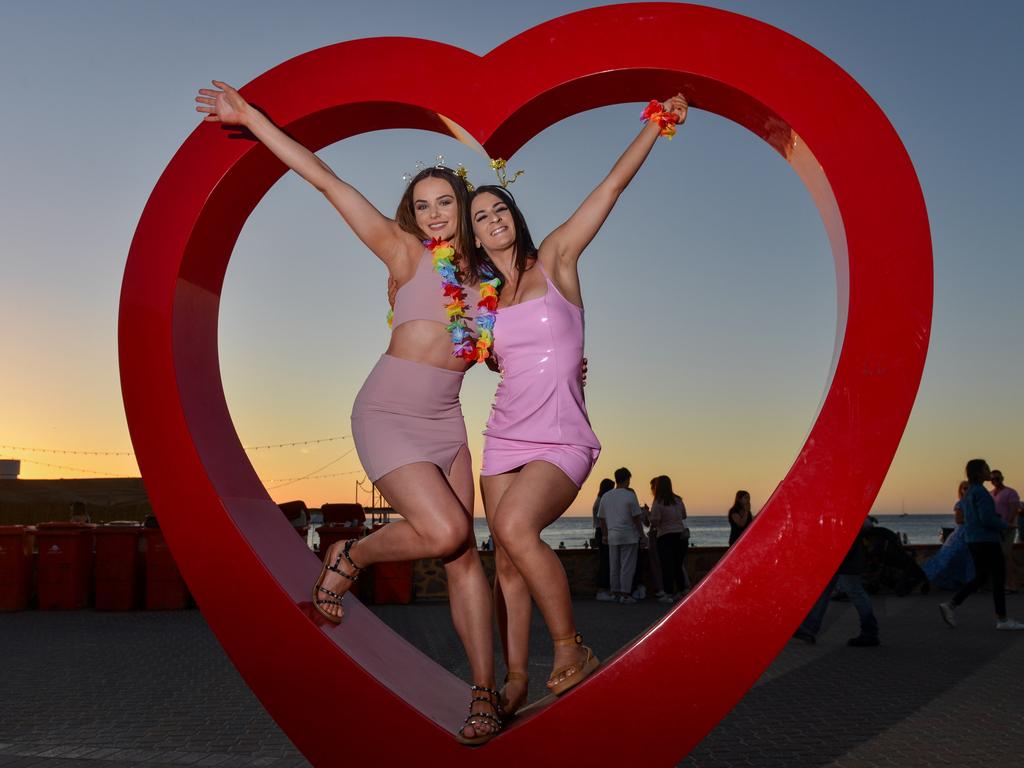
[118,4,931,765]
[94,525,143,611]
[35,522,94,610]
[0,526,35,611]
[143,528,189,610]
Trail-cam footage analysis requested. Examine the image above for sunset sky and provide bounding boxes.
[2,1,1022,517]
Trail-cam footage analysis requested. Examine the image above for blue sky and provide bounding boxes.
[2,1,1022,516]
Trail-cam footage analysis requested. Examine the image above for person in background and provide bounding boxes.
[69,501,91,524]
[598,468,645,604]
[793,516,880,647]
[649,475,689,603]
[728,490,753,546]
[593,478,615,601]
[939,459,1024,631]
[989,469,1020,592]
[922,481,975,591]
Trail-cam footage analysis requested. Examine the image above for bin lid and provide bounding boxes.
[95,522,143,535]
[0,525,32,534]
[320,503,365,525]
[36,521,96,532]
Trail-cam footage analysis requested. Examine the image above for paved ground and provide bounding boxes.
[1,591,1022,767]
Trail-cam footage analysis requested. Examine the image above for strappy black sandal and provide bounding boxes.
[311,538,362,623]
[454,684,501,746]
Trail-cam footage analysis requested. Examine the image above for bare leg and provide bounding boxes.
[316,452,495,739]
[484,461,589,690]
[483,472,533,712]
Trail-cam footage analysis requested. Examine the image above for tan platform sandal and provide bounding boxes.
[547,632,599,696]
[454,684,502,746]
[500,671,529,717]
[311,538,362,623]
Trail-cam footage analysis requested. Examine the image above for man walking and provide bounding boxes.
[793,517,880,647]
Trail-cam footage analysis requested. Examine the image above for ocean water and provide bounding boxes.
[475,513,956,550]
[310,513,956,551]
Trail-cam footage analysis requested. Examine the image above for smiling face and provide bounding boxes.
[471,191,516,253]
[412,176,459,242]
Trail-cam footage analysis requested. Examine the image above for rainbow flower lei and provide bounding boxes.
[428,237,500,363]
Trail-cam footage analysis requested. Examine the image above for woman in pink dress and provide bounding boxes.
[195,81,501,744]
[470,95,689,714]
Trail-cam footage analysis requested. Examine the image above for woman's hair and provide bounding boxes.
[469,184,538,298]
[653,475,676,506]
[729,489,750,514]
[965,458,988,484]
[597,478,615,498]
[394,166,493,284]
[957,480,969,499]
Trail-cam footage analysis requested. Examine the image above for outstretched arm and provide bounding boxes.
[541,94,688,266]
[196,81,407,266]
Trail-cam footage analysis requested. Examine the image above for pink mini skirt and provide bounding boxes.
[351,355,467,482]
[481,435,599,489]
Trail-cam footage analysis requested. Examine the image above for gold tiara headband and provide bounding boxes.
[401,156,524,192]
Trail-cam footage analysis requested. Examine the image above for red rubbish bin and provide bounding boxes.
[368,520,413,604]
[94,523,143,611]
[36,522,95,610]
[143,528,188,610]
[0,525,35,611]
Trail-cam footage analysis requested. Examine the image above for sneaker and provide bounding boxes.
[996,618,1024,630]
[657,595,674,604]
[654,590,668,599]
[596,591,616,602]
[792,629,816,645]
[632,585,647,601]
[618,595,637,604]
[939,602,956,628]
[847,635,880,647]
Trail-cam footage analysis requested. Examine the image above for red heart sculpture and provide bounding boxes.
[118,3,931,765]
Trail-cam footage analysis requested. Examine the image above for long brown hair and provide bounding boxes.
[394,167,491,284]
[653,475,678,506]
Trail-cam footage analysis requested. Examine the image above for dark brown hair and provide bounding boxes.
[653,475,678,507]
[394,167,490,284]
[469,184,538,298]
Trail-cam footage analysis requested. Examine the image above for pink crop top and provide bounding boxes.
[391,250,479,329]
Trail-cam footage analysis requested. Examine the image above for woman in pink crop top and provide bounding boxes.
[196,81,502,744]
[468,94,689,711]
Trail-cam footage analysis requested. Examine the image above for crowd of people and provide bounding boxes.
[590,467,755,605]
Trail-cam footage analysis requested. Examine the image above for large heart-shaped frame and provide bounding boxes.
[118,3,931,765]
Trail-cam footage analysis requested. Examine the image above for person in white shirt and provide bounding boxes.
[597,467,645,603]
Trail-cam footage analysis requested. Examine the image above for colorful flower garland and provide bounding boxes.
[641,99,681,139]
[429,237,500,363]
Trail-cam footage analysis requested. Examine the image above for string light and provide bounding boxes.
[0,434,349,457]
[266,447,356,491]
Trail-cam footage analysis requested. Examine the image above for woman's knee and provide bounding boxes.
[427,513,471,557]
[490,510,537,554]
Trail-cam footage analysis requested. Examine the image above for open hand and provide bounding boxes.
[195,80,251,125]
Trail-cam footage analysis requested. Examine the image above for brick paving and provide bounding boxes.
[1,592,1021,767]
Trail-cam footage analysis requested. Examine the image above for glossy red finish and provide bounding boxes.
[118,4,931,765]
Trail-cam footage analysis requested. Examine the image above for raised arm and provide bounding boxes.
[196,81,409,267]
[541,94,688,266]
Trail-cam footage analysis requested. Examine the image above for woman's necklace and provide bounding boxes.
[428,238,499,363]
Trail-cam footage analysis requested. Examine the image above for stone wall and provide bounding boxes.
[407,542,1024,602]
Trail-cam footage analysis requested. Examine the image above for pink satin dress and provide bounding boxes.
[481,262,600,488]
